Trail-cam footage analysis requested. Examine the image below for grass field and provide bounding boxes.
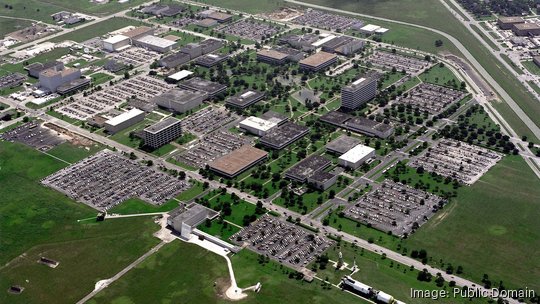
[50,17,147,43]
[301,0,540,141]
[191,0,284,14]
[0,17,33,37]
[419,64,461,88]
[46,142,102,164]
[403,155,540,292]
[521,60,540,76]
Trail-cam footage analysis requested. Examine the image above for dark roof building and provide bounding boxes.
[25,61,64,78]
[260,122,309,149]
[195,53,228,68]
[159,52,191,69]
[320,111,394,138]
[225,90,265,109]
[285,155,332,182]
[179,77,227,98]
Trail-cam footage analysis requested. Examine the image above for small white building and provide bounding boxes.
[102,34,130,52]
[338,144,375,169]
[239,116,277,136]
[166,70,193,82]
[104,108,145,134]
[358,24,381,35]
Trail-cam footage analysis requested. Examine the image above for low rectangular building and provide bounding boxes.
[497,16,525,30]
[256,49,290,65]
[299,51,337,71]
[307,171,338,190]
[325,135,361,155]
[512,22,540,36]
[180,43,203,59]
[166,70,193,83]
[320,111,394,138]
[225,90,265,109]
[143,117,182,149]
[260,122,309,149]
[103,34,130,52]
[179,77,227,98]
[122,26,155,41]
[285,155,332,182]
[152,89,207,113]
[239,116,277,136]
[195,53,228,68]
[338,144,375,169]
[209,145,268,178]
[200,39,224,54]
[25,61,64,78]
[168,203,218,239]
[134,35,177,53]
[160,52,191,69]
[104,108,145,134]
[56,77,91,95]
[261,110,288,126]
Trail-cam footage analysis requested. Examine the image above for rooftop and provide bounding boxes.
[122,26,153,38]
[169,203,217,227]
[152,88,207,105]
[167,70,193,81]
[285,155,332,182]
[260,122,309,148]
[240,116,277,132]
[326,135,361,154]
[136,35,177,48]
[144,117,181,134]
[514,23,540,30]
[103,34,129,44]
[257,49,289,60]
[209,145,268,177]
[299,51,337,67]
[105,108,144,127]
[226,90,265,107]
[179,77,227,94]
[261,110,288,125]
[339,144,375,163]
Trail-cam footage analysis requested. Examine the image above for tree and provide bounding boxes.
[435,39,443,47]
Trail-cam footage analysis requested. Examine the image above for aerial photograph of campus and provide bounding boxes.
[0,0,539,303]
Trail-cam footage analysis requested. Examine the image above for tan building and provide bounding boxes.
[299,51,337,71]
[209,145,268,178]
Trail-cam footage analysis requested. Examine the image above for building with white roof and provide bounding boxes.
[341,74,378,110]
[166,70,193,82]
[311,35,336,47]
[239,116,278,136]
[338,144,375,169]
[134,35,177,53]
[102,34,130,52]
[359,24,381,34]
[104,108,145,134]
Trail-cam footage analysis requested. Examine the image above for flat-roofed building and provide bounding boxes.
[122,26,155,41]
[260,122,309,149]
[320,36,364,55]
[497,16,525,30]
[179,77,227,98]
[39,67,81,93]
[134,35,177,53]
[159,52,191,69]
[200,39,223,54]
[307,171,337,190]
[209,145,268,178]
[197,18,218,28]
[168,203,218,239]
[143,117,182,149]
[226,90,265,109]
[208,11,233,23]
[56,77,91,95]
[320,111,394,138]
[180,43,203,59]
[512,22,540,36]
[25,61,64,78]
[261,110,288,126]
[104,108,145,134]
[257,49,289,65]
[195,53,228,67]
[102,34,130,52]
[338,144,375,169]
[239,116,277,136]
[152,89,207,113]
[299,51,337,71]
[326,135,361,155]
[279,33,319,51]
[533,56,540,67]
[285,155,332,182]
[341,75,378,110]
[166,70,193,83]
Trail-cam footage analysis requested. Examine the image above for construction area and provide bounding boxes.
[344,180,446,237]
[367,51,431,74]
[0,121,65,150]
[41,150,191,210]
[408,139,503,185]
[231,214,334,268]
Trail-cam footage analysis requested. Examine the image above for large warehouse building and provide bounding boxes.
[143,117,182,149]
[102,34,130,52]
[338,144,375,169]
[497,16,524,30]
[179,77,227,98]
[341,75,378,110]
[209,145,268,178]
[152,89,207,113]
[134,35,177,53]
[104,108,145,134]
[39,67,82,93]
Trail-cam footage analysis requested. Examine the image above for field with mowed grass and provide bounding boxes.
[404,155,540,292]
[0,141,162,303]
[50,17,148,43]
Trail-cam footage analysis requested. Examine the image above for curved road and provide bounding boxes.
[285,0,540,140]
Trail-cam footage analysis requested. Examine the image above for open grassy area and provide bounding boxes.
[50,17,147,43]
[200,190,263,227]
[45,142,102,164]
[403,155,540,292]
[191,0,284,14]
[419,63,461,88]
[0,17,33,37]
[521,60,540,76]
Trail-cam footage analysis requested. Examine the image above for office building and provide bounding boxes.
[179,77,227,98]
[239,116,277,136]
[143,117,182,149]
[299,52,337,71]
[338,144,375,169]
[497,16,524,30]
[226,90,265,109]
[260,122,309,149]
[209,145,268,178]
[341,75,378,110]
[134,35,177,53]
[39,67,81,93]
[152,89,207,113]
[102,35,130,52]
[104,108,145,134]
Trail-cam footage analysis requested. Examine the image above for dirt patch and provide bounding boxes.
[214,277,231,300]
[44,123,95,146]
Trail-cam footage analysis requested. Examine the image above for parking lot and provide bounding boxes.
[181,106,237,135]
[41,150,191,210]
[231,214,334,269]
[56,75,174,120]
[0,73,26,90]
[292,9,363,31]
[367,51,431,74]
[174,130,251,168]
[394,83,466,115]
[0,121,65,150]
[218,19,282,41]
[408,139,503,185]
[112,47,160,67]
[344,179,445,237]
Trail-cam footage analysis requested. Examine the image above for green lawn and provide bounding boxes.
[89,72,114,86]
[419,64,461,88]
[0,16,33,37]
[191,0,284,13]
[201,191,262,227]
[198,219,241,240]
[46,142,103,164]
[521,60,540,76]
[50,17,148,43]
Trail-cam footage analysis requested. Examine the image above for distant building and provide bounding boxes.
[104,108,145,134]
[165,70,193,83]
[102,34,130,52]
[152,89,207,113]
[140,4,184,17]
[25,61,64,78]
[122,26,155,42]
[134,35,177,53]
[533,56,540,67]
[209,145,268,178]
[195,53,229,68]
[338,144,375,169]
[512,22,540,36]
[341,75,378,110]
[179,77,227,98]
[199,39,224,54]
[39,66,81,93]
[320,111,394,138]
[180,43,203,59]
[56,77,90,95]
[307,171,338,190]
[260,122,309,149]
[285,155,332,183]
[239,116,277,136]
[226,90,265,109]
[256,47,304,65]
[325,135,361,155]
[299,52,337,71]
[320,36,364,55]
[197,18,218,28]
[159,52,191,69]
[143,117,182,149]
[279,33,319,51]
[497,16,525,30]
[261,110,288,126]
